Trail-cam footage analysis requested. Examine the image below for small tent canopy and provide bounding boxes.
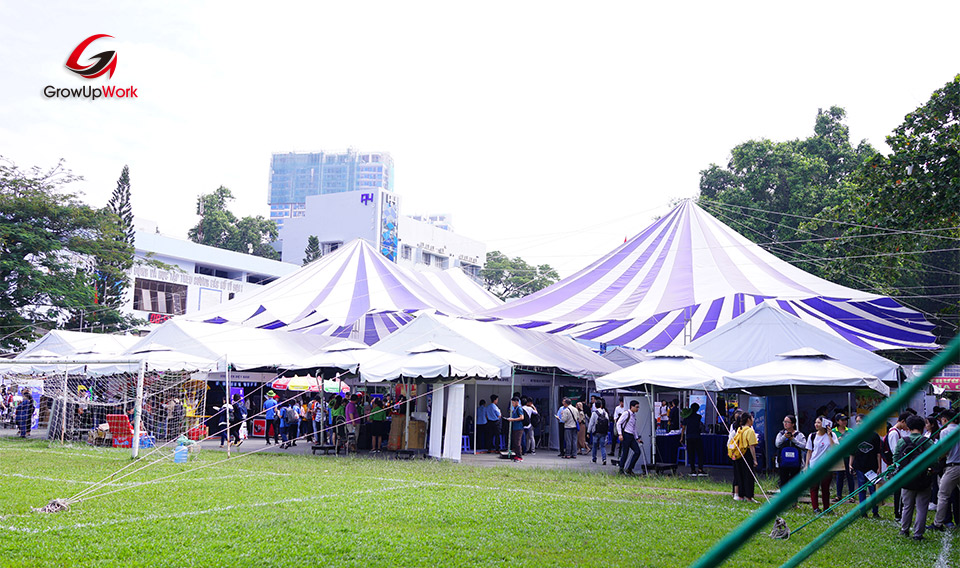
[595,347,728,392]
[184,239,503,344]
[118,320,343,371]
[602,346,651,368]
[685,302,901,383]
[722,347,888,397]
[17,330,139,359]
[284,340,376,373]
[368,313,620,379]
[360,343,502,383]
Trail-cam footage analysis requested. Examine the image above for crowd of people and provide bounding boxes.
[760,405,960,541]
[1,386,36,438]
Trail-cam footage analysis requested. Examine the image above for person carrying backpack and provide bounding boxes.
[522,399,538,455]
[588,398,610,465]
[883,412,912,521]
[681,403,706,476]
[775,414,806,488]
[280,401,301,449]
[895,414,935,540]
[804,416,839,513]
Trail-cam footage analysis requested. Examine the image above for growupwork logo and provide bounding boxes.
[44,34,139,101]
[65,34,118,79]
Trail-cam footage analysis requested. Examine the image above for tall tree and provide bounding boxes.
[697,106,875,282]
[0,158,136,351]
[188,186,279,260]
[816,75,960,342]
[481,251,559,300]
[303,236,322,265]
[97,165,135,312]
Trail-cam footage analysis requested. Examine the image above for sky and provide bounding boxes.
[1,1,958,278]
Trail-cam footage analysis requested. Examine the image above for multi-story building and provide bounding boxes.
[277,189,485,279]
[268,149,394,228]
[127,225,299,324]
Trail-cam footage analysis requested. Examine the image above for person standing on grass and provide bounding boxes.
[884,412,912,522]
[831,413,855,501]
[727,409,743,499]
[229,394,245,447]
[616,400,642,474]
[931,407,960,531]
[345,394,360,448]
[805,416,840,514]
[775,415,806,489]
[475,399,487,453]
[588,398,610,465]
[896,414,935,540]
[560,398,578,459]
[15,389,34,438]
[486,395,502,452]
[851,414,882,519]
[505,397,525,462]
[732,412,759,503]
[280,400,301,449]
[263,391,279,446]
[681,402,706,476]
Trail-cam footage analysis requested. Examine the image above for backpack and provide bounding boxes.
[727,428,749,461]
[530,411,541,428]
[779,446,801,468]
[522,408,531,427]
[595,410,610,436]
[881,429,897,464]
[283,406,299,423]
[897,436,934,491]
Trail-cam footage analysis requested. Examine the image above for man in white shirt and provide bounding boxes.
[522,398,538,455]
[611,398,625,457]
[885,412,912,521]
[616,400,642,475]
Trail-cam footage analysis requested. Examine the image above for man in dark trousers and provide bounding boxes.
[616,400,642,475]
[486,395,502,452]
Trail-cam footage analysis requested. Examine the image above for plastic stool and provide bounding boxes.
[676,445,687,465]
[461,435,471,452]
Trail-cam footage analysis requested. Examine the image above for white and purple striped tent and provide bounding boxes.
[478,200,937,351]
[185,239,502,344]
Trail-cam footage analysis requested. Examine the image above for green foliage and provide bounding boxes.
[303,235,322,265]
[815,75,960,341]
[0,158,136,351]
[697,106,875,282]
[97,165,135,313]
[188,186,280,260]
[481,251,559,300]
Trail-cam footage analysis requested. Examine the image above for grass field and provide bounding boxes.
[0,437,953,567]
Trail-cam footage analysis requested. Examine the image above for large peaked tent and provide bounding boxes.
[184,239,502,344]
[478,200,937,351]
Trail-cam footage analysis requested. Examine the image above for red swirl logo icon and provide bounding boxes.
[65,34,118,79]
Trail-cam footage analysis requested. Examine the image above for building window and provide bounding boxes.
[322,241,343,255]
[401,245,412,260]
[133,278,187,315]
[195,265,229,279]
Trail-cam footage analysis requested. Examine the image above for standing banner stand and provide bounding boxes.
[428,383,444,459]
[442,384,465,462]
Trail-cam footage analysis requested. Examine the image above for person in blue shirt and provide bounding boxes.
[504,397,525,462]
[263,391,279,446]
[485,395,502,452]
[475,399,487,452]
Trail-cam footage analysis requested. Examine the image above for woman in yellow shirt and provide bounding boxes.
[733,412,759,503]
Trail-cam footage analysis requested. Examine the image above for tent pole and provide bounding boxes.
[650,385,656,464]
[404,376,410,451]
[225,356,231,458]
[507,366,515,457]
[847,392,852,417]
[790,385,798,418]
[474,381,478,454]
[131,360,146,459]
[60,364,68,444]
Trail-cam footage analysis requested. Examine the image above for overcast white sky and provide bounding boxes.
[1,1,957,277]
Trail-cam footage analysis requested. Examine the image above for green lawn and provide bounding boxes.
[0,437,952,567]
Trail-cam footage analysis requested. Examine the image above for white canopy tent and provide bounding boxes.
[284,340,379,373]
[595,347,729,463]
[722,347,888,418]
[685,302,901,383]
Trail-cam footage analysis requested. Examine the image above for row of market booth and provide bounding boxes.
[0,200,945,464]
